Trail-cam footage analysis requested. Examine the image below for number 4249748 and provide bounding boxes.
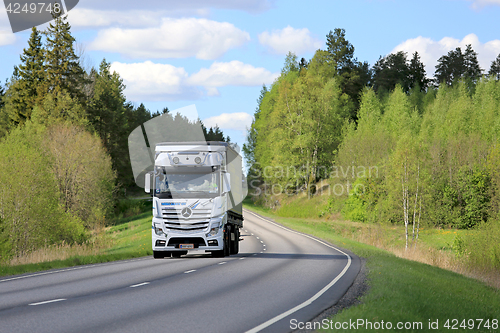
[444,319,498,330]
[6,2,62,14]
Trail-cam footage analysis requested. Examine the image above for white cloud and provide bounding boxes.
[110,60,278,102]
[392,34,500,76]
[110,61,200,101]
[188,61,279,96]
[203,112,253,131]
[67,9,165,28]
[258,26,322,55]
[468,0,500,9]
[78,0,273,14]
[0,31,15,46]
[90,18,250,59]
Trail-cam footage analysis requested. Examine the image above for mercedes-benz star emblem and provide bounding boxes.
[181,207,192,218]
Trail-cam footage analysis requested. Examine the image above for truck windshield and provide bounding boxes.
[154,167,220,199]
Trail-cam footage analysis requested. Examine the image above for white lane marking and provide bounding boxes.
[0,266,87,283]
[263,244,266,247]
[244,210,352,333]
[130,282,150,288]
[0,257,151,283]
[245,230,248,232]
[218,262,227,265]
[240,257,245,260]
[251,233,254,235]
[184,270,196,274]
[29,299,66,306]
[256,237,260,239]
[260,241,264,243]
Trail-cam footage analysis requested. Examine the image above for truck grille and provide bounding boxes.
[161,209,211,220]
[162,208,210,234]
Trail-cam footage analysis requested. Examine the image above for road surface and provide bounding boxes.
[0,209,360,333]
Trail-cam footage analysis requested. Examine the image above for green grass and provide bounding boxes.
[0,211,153,277]
[243,199,500,332]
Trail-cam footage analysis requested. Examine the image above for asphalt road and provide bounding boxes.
[0,209,360,333]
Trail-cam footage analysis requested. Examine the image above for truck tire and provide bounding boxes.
[153,251,165,259]
[233,227,239,255]
[211,225,230,258]
[223,225,230,257]
[229,226,239,255]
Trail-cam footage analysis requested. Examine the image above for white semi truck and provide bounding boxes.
[144,142,245,258]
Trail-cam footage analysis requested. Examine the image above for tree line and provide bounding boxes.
[0,15,228,261]
[244,28,500,242]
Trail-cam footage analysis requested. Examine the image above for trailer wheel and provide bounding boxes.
[233,227,240,255]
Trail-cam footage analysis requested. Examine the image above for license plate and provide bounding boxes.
[179,244,194,249]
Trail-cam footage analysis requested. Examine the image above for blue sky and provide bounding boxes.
[1,0,500,148]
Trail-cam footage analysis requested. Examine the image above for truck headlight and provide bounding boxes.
[207,226,219,237]
[206,214,225,237]
[154,223,164,236]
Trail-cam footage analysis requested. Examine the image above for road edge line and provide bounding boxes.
[243,209,352,333]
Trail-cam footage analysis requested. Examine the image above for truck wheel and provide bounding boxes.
[153,251,165,259]
[229,226,239,255]
[212,225,230,258]
[224,225,231,256]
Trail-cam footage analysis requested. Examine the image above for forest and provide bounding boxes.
[244,28,500,269]
[0,15,228,261]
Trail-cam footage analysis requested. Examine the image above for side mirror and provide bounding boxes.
[223,173,231,193]
[145,173,151,193]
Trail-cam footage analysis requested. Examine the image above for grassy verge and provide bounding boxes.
[0,209,153,277]
[243,199,500,332]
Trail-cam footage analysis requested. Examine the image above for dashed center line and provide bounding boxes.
[130,282,150,288]
[218,262,227,265]
[29,299,66,306]
[184,270,196,274]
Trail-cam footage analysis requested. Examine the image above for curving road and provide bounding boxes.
[0,209,360,333]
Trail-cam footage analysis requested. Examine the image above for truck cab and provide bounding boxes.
[145,142,244,258]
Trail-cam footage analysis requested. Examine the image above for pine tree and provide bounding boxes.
[326,28,355,73]
[408,51,429,91]
[435,47,465,86]
[463,44,482,83]
[0,82,5,110]
[0,82,8,138]
[5,27,45,126]
[372,51,410,93]
[87,59,128,183]
[488,54,500,80]
[243,85,267,170]
[42,15,86,103]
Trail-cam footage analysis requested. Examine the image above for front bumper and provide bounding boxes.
[152,218,223,252]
